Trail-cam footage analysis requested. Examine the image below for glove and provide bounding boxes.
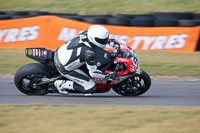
[110,50,118,57]
[109,39,122,52]
[105,72,116,81]
[115,43,121,51]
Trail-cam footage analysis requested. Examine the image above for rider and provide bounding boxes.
[54,25,122,94]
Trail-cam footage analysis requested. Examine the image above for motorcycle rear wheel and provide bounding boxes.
[113,71,151,96]
[14,63,53,95]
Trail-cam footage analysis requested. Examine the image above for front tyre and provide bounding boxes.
[113,71,151,96]
[14,63,53,95]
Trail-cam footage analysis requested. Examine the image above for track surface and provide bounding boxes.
[0,78,200,107]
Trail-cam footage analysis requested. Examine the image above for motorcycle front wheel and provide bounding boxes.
[14,63,53,95]
[112,71,151,96]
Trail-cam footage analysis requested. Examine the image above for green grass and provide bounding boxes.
[0,0,200,14]
[0,105,199,133]
[137,51,200,76]
[0,49,200,77]
[0,49,33,74]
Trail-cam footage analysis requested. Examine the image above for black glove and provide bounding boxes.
[105,72,116,81]
[109,39,122,52]
[115,43,121,51]
[110,51,118,57]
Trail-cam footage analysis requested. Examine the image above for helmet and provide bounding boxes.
[87,25,109,48]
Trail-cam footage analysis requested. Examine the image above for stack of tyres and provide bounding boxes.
[0,11,50,20]
[0,11,200,27]
[154,12,200,27]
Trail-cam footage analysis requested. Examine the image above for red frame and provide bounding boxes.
[94,43,139,93]
[94,56,138,93]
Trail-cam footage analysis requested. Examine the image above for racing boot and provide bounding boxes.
[54,80,74,95]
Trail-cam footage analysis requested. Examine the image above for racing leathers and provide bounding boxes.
[54,31,121,94]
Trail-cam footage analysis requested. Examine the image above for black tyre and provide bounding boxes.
[114,14,135,19]
[83,17,107,24]
[178,20,200,27]
[107,17,131,26]
[27,11,50,16]
[11,15,34,19]
[154,12,193,20]
[0,11,7,15]
[14,63,53,95]
[193,13,200,20]
[113,71,151,96]
[130,19,154,27]
[5,11,29,16]
[154,19,178,27]
[59,15,84,21]
[115,14,154,20]
[51,13,76,17]
[0,15,12,20]
[133,15,154,20]
[94,15,112,18]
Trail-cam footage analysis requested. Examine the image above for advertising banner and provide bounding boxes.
[0,16,199,52]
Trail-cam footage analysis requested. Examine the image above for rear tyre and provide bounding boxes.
[113,71,151,96]
[14,63,53,95]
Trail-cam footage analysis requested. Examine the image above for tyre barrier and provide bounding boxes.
[27,11,50,16]
[11,15,36,19]
[57,15,84,21]
[107,17,131,26]
[193,13,200,20]
[0,11,7,15]
[130,19,154,27]
[179,20,200,27]
[113,14,135,19]
[154,19,178,27]
[154,12,194,20]
[83,17,107,24]
[5,11,30,16]
[0,11,200,27]
[131,15,154,20]
[0,15,12,20]
[0,11,200,51]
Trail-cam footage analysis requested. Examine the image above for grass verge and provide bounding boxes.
[0,104,200,133]
[0,0,200,14]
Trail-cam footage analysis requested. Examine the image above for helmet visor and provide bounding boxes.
[95,36,109,45]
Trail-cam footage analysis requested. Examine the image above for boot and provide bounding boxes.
[54,80,74,95]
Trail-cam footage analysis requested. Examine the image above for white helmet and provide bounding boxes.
[87,25,109,48]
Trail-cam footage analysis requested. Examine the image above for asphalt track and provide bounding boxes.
[0,78,200,107]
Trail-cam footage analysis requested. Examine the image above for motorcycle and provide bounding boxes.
[14,43,151,96]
